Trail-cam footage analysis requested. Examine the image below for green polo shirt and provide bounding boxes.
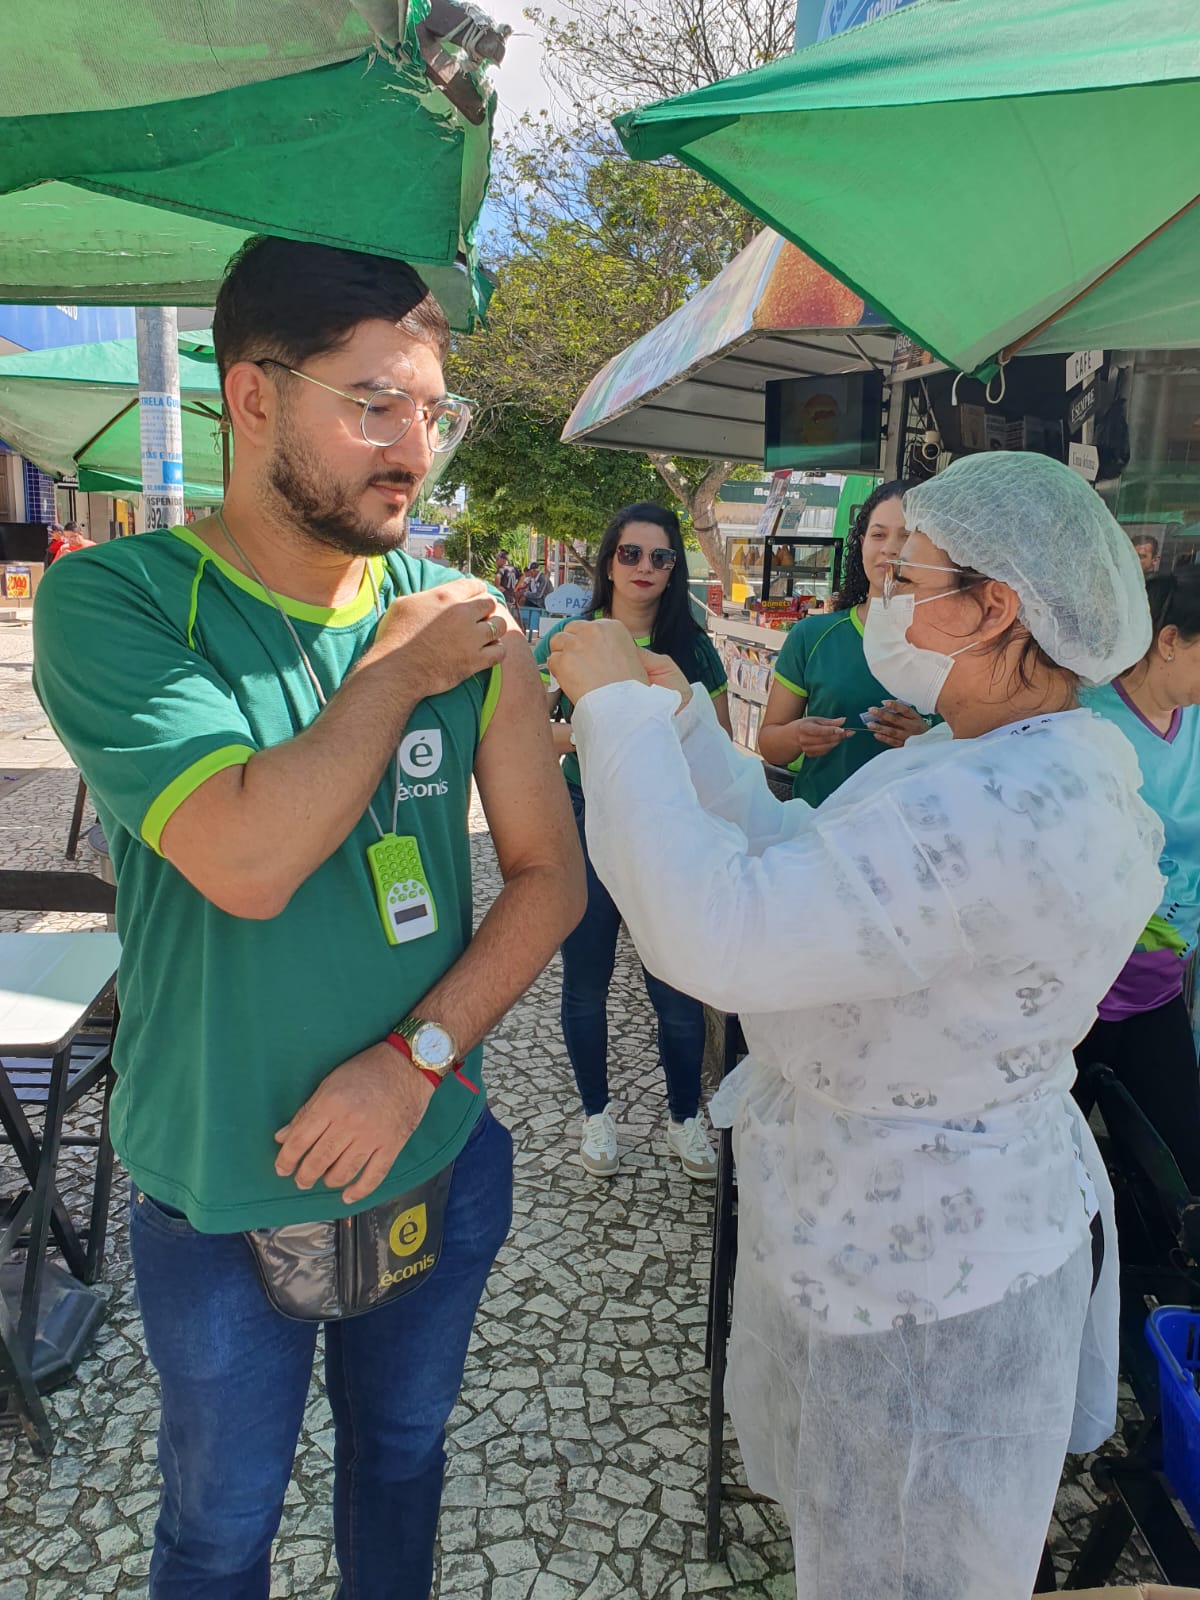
[32,527,502,1232]
[533,614,727,787]
[772,606,899,806]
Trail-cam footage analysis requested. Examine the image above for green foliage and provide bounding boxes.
[440,0,794,560]
[440,512,509,575]
[437,409,668,545]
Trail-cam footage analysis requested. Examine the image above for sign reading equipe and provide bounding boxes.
[1067,384,1098,435]
[1065,350,1103,391]
[1068,443,1100,482]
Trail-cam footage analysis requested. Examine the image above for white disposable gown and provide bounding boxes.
[572,682,1165,1600]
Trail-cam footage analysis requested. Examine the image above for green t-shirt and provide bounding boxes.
[32,526,502,1232]
[532,614,728,787]
[772,606,899,806]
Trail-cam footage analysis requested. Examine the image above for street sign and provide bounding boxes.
[1067,384,1098,435]
[1065,350,1103,391]
[1068,442,1099,482]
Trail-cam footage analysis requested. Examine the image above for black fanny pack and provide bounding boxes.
[244,1164,453,1321]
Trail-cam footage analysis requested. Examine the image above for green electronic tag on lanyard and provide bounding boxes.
[366,834,439,946]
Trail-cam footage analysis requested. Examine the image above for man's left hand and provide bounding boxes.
[274,1043,434,1205]
[549,619,648,704]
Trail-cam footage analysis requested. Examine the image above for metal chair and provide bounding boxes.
[0,869,117,1455]
[1062,1060,1200,1589]
[704,1015,746,1559]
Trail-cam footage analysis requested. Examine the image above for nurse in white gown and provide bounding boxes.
[550,453,1164,1600]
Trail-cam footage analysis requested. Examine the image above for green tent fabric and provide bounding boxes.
[4,2,388,116]
[0,3,494,327]
[614,0,1200,376]
[0,331,226,498]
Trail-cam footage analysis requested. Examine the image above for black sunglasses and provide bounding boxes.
[616,543,677,571]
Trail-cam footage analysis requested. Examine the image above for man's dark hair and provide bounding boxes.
[212,236,450,393]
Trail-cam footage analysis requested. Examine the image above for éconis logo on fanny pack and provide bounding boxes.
[381,1202,435,1289]
[396,729,449,801]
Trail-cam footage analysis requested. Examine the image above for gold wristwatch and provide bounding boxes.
[385,1015,461,1085]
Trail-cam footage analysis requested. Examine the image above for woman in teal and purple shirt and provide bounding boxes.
[1076,564,1200,1188]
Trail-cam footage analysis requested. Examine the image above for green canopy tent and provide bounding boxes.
[614,0,1200,377]
[0,331,225,505]
[0,1,501,328]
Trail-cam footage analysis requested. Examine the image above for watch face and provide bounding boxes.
[413,1023,455,1069]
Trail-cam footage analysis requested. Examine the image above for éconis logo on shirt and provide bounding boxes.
[396,729,449,801]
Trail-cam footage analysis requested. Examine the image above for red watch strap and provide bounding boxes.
[384,1031,442,1089]
[383,1030,477,1094]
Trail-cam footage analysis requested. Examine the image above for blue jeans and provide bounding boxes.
[129,1107,513,1600]
[560,782,705,1122]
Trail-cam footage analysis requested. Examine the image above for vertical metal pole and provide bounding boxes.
[135,307,185,531]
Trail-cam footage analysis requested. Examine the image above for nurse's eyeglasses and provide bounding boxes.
[616,544,677,571]
[881,558,973,609]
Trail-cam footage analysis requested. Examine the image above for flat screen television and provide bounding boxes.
[764,371,884,472]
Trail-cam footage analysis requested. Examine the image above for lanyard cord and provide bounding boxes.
[215,511,401,840]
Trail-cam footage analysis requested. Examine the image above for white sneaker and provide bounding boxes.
[580,1105,619,1177]
[666,1112,718,1181]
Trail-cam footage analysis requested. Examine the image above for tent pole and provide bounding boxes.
[135,307,185,530]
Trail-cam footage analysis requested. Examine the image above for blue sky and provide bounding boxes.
[488,0,555,130]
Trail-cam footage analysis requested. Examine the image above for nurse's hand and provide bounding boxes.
[867,700,930,748]
[549,619,648,703]
[640,650,693,710]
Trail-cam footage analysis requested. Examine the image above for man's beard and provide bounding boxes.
[266,435,418,558]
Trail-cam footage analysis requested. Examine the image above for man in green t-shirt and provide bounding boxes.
[33,236,584,1599]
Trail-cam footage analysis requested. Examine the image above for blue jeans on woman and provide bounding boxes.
[128,1106,513,1600]
[561,781,705,1122]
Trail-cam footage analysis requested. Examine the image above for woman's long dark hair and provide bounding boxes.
[834,478,912,611]
[1145,565,1200,651]
[588,502,704,674]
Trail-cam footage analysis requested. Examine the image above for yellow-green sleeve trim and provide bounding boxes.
[141,745,256,855]
[185,554,209,650]
[709,685,726,700]
[538,668,553,684]
[773,671,809,698]
[479,665,503,740]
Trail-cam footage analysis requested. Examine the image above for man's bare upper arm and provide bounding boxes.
[473,637,579,880]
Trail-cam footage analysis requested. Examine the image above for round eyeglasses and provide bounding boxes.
[881,558,973,609]
[255,359,472,453]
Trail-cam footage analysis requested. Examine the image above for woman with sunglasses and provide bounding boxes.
[534,503,732,1181]
[758,480,931,802]
[549,454,1163,1599]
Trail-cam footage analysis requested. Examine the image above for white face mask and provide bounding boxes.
[862,588,980,716]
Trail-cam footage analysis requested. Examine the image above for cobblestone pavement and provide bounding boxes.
[0,617,1160,1596]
